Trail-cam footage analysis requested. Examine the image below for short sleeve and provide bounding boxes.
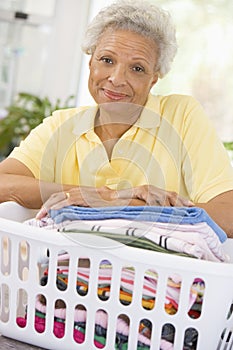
[181,97,233,202]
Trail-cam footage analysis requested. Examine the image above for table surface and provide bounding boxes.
[0,335,45,350]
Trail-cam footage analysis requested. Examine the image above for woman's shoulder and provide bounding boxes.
[51,106,90,123]
[152,93,205,121]
[39,106,94,132]
[148,93,209,130]
[156,93,200,109]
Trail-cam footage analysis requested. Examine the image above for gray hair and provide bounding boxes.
[82,0,178,78]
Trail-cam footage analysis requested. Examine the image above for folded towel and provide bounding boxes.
[50,206,227,243]
[60,219,228,262]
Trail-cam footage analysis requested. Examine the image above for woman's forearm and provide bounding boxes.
[197,202,233,238]
[196,190,233,238]
[0,174,74,209]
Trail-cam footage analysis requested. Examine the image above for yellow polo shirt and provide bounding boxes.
[9,93,233,203]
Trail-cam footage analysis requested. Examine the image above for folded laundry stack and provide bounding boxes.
[27,205,228,262]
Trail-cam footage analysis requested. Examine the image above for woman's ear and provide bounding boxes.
[150,73,159,89]
[89,56,93,68]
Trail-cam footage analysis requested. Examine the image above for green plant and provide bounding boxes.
[0,92,75,158]
[224,142,233,164]
[223,142,233,151]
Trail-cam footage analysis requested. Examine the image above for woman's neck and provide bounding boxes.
[94,103,143,159]
[94,103,143,138]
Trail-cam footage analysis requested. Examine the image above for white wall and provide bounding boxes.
[39,0,90,104]
[4,0,90,105]
[1,0,115,107]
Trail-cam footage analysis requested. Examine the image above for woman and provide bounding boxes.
[0,0,233,235]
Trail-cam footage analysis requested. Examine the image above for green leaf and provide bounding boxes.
[0,92,75,158]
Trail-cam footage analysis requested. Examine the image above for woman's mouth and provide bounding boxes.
[103,89,128,101]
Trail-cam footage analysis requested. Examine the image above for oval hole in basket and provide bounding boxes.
[142,269,157,310]
[53,298,66,338]
[40,267,49,287]
[0,283,10,322]
[38,248,50,287]
[1,236,11,275]
[56,251,69,291]
[98,259,112,301]
[74,304,87,344]
[77,257,90,296]
[18,240,30,281]
[34,294,46,333]
[161,323,175,347]
[16,288,28,328]
[226,301,233,320]
[39,261,49,288]
[188,277,205,319]
[164,274,182,315]
[183,327,198,349]
[94,309,108,348]
[119,266,135,306]
[138,318,152,348]
[19,240,29,261]
[116,314,130,349]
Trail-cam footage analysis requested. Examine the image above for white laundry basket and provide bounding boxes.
[0,202,233,350]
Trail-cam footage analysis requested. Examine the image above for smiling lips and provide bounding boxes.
[103,88,128,101]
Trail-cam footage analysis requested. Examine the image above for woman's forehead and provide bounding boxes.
[95,29,158,60]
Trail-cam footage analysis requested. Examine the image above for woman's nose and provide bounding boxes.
[108,65,127,86]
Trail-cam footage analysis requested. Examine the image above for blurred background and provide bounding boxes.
[0,0,232,157]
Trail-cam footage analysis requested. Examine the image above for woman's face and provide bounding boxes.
[88,29,159,107]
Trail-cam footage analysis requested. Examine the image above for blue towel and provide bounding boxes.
[50,206,227,243]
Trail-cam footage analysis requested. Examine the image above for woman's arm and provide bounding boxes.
[196,190,233,238]
[0,158,146,214]
[0,158,77,209]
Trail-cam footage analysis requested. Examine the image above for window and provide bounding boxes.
[150,0,233,142]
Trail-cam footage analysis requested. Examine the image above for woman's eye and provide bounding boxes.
[101,57,113,64]
[133,66,144,72]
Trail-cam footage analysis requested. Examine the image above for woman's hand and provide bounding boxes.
[36,184,193,220]
[36,186,117,219]
[117,185,194,207]
[36,186,146,219]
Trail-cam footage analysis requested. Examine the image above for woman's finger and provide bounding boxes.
[35,206,48,220]
[169,196,194,207]
[115,188,135,199]
[36,192,69,219]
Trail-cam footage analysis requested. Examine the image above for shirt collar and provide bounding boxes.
[72,105,98,138]
[72,93,161,138]
[135,93,161,129]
